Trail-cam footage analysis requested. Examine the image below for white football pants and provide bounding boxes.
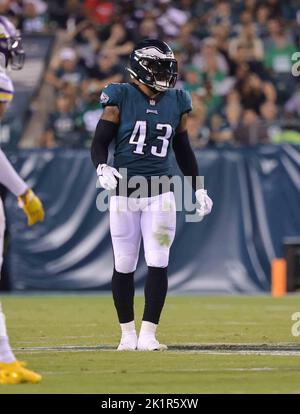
[110,192,176,273]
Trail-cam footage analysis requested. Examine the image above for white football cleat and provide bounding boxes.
[137,336,168,351]
[117,333,138,351]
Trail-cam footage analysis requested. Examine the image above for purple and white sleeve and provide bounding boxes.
[0,149,28,196]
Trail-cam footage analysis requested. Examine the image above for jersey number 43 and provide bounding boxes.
[129,121,172,158]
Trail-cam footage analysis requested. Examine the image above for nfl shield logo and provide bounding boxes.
[149,99,156,106]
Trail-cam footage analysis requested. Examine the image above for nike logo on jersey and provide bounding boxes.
[146,109,158,114]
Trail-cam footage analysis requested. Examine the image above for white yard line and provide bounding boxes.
[12,343,300,356]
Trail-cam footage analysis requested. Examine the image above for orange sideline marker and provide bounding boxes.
[271,258,287,297]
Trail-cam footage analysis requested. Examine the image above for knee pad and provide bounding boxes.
[145,249,170,268]
[114,253,138,274]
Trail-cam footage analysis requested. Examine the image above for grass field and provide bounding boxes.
[0,294,299,394]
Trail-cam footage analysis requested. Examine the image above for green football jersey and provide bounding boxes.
[100,82,192,177]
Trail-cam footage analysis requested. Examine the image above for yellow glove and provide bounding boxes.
[18,189,45,226]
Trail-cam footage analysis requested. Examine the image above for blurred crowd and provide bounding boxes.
[2,0,300,148]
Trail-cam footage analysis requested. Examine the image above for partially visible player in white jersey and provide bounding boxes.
[0,16,45,384]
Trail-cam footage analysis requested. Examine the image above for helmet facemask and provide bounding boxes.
[0,16,25,70]
[8,36,25,70]
[0,35,25,70]
[139,57,178,91]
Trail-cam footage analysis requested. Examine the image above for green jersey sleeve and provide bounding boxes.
[100,83,124,108]
[177,89,192,115]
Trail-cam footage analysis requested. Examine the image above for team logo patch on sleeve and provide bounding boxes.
[100,92,109,104]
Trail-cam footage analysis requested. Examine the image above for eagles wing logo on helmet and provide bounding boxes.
[127,39,178,92]
[0,16,25,70]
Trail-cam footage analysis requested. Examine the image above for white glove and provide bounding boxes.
[97,164,123,191]
[195,189,213,218]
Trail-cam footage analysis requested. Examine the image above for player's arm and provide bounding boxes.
[91,106,122,190]
[173,113,213,218]
[0,147,28,196]
[173,113,200,192]
[0,148,45,225]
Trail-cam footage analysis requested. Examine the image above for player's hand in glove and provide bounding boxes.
[195,189,213,218]
[18,189,45,226]
[97,164,123,191]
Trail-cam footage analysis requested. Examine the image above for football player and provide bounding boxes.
[0,16,44,384]
[91,39,213,351]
